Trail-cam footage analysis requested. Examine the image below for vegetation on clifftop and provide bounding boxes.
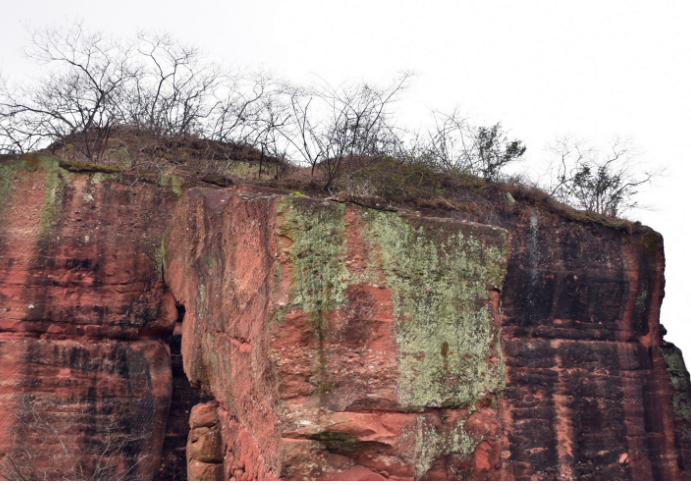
[0,21,659,228]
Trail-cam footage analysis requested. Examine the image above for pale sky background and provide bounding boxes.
[1,0,690,359]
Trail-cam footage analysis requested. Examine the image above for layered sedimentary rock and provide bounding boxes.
[496,201,688,480]
[0,153,689,480]
[164,187,508,479]
[0,155,186,480]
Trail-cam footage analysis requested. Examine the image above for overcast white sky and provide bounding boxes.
[2,0,690,359]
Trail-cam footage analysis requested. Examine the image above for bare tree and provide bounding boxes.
[0,21,136,161]
[211,71,270,144]
[278,74,409,191]
[127,31,222,138]
[546,137,660,217]
[424,107,470,171]
[424,108,526,180]
[0,23,257,166]
[0,20,532,190]
[209,71,291,177]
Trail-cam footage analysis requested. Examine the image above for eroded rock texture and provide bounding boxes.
[495,201,690,480]
[0,154,689,480]
[164,187,508,479]
[0,156,186,480]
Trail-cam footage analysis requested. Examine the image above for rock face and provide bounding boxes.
[164,187,508,479]
[0,154,689,480]
[497,203,687,480]
[0,155,185,480]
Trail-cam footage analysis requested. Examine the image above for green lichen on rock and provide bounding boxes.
[40,159,73,243]
[0,155,77,253]
[409,414,479,479]
[0,162,19,214]
[361,209,508,410]
[0,155,73,247]
[90,171,115,185]
[158,173,184,197]
[661,344,691,423]
[0,155,53,214]
[276,197,348,327]
[197,282,207,319]
[225,161,254,178]
[155,237,166,278]
[276,197,348,394]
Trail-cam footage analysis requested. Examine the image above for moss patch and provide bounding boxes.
[361,209,508,410]
[312,431,362,452]
[158,173,184,197]
[58,160,123,173]
[199,174,233,187]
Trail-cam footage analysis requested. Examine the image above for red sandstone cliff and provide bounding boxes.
[0,153,688,480]
[0,155,193,480]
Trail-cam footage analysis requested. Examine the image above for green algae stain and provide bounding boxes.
[158,173,184,197]
[313,431,362,452]
[197,282,207,319]
[0,155,73,248]
[361,209,508,411]
[155,237,166,278]
[37,158,73,247]
[276,197,348,328]
[276,197,348,395]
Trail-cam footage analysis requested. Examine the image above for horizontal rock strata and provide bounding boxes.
[0,154,688,480]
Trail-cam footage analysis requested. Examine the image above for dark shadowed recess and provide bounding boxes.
[155,303,211,480]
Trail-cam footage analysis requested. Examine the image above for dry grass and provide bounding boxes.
[32,127,643,233]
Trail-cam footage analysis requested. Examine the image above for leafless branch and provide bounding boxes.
[545,136,663,216]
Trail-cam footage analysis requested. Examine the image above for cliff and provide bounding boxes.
[0,154,688,480]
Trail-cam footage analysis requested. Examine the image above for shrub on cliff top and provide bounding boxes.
[0,21,526,189]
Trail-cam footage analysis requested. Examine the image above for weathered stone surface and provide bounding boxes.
[0,155,184,480]
[163,186,516,479]
[0,153,689,480]
[493,201,689,480]
[163,185,691,480]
